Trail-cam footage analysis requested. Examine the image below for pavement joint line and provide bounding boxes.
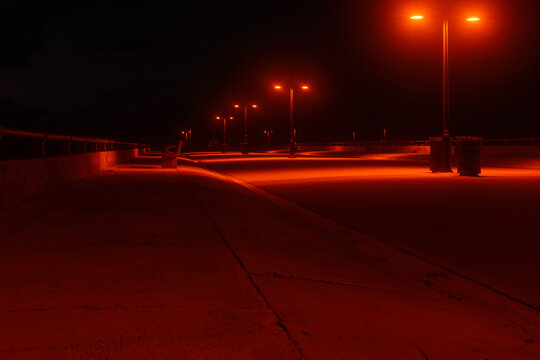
[193,159,540,314]
[0,304,167,313]
[249,271,398,294]
[175,166,306,359]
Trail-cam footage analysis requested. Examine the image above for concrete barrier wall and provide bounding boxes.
[296,145,430,154]
[0,149,139,212]
[296,144,540,158]
[482,145,540,158]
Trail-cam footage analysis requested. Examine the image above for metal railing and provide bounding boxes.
[0,126,146,160]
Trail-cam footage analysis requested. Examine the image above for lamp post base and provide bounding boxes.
[240,142,249,154]
[288,143,296,158]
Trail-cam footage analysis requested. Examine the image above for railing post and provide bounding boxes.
[41,135,47,158]
[0,127,4,161]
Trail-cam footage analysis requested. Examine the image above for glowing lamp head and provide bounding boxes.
[466,17,480,21]
[229,116,233,120]
[301,85,309,90]
[274,85,282,90]
[410,15,424,20]
[234,104,240,108]
[216,116,220,120]
[251,104,258,108]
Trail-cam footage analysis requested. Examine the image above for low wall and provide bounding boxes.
[481,145,540,158]
[296,144,540,158]
[296,144,430,154]
[0,149,140,211]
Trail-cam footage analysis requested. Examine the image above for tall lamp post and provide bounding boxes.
[263,130,273,146]
[233,103,258,154]
[410,15,480,172]
[216,116,233,153]
[273,84,310,158]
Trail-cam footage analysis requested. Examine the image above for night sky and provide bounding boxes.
[1,0,539,146]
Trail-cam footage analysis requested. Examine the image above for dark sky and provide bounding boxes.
[1,0,539,145]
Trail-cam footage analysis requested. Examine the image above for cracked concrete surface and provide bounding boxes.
[1,154,539,359]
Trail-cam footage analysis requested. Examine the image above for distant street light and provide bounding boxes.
[410,14,481,172]
[233,103,259,154]
[216,116,233,153]
[263,130,273,145]
[180,129,192,144]
[273,83,310,158]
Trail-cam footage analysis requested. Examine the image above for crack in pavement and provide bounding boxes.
[416,347,430,359]
[198,162,540,314]
[176,168,305,359]
[249,271,398,294]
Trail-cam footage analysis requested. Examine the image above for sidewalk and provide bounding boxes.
[1,155,539,359]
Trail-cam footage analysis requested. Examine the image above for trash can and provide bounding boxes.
[161,146,177,168]
[430,137,444,172]
[455,136,482,176]
[430,136,452,173]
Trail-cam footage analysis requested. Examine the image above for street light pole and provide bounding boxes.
[289,87,295,158]
[410,15,479,172]
[265,130,272,145]
[441,18,452,171]
[273,83,309,158]
[243,105,248,143]
[235,103,257,154]
[223,118,226,147]
[216,116,231,153]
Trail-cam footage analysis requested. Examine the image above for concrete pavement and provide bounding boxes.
[195,152,540,309]
[1,154,539,359]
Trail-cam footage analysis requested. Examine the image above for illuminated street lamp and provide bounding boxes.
[216,116,233,153]
[233,103,259,154]
[263,130,273,146]
[273,83,310,158]
[410,14,480,172]
[180,129,192,144]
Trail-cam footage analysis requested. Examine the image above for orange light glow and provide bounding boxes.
[216,116,220,120]
[229,116,233,119]
[466,17,480,21]
[410,15,424,20]
[234,104,240,108]
[274,85,282,90]
[301,85,309,90]
[251,104,258,108]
